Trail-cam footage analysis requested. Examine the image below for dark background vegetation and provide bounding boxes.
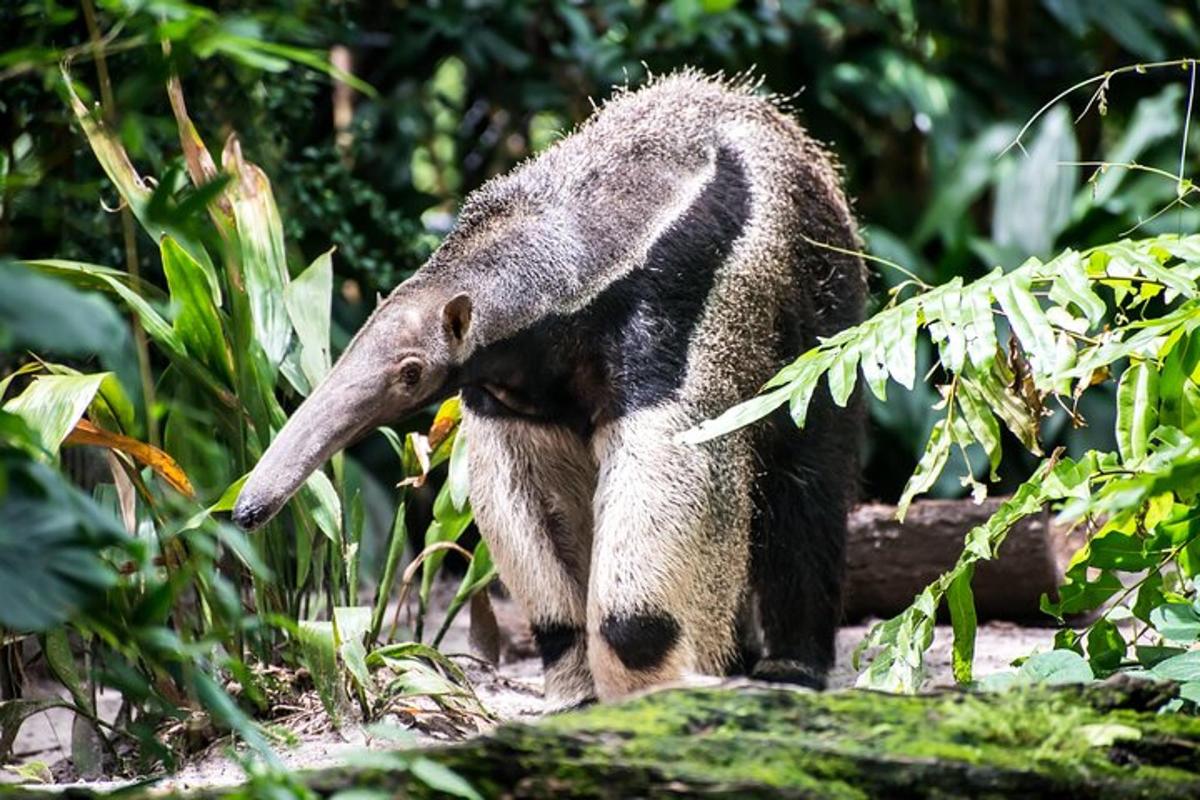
[4,0,1200,504]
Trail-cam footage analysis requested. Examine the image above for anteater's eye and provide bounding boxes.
[398,359,423,388]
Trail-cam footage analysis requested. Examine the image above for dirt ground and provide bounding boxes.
[5,585,1057,792]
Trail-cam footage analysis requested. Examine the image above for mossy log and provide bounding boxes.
[22,679,1200,799]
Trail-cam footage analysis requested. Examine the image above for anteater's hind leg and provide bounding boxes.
[751,398,855,689]
[462,408,597,708]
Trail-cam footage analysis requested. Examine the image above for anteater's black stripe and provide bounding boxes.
[460,145,751,429]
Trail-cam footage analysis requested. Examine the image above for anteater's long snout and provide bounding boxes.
[232,371,380,530]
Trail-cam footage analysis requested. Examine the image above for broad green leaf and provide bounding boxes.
[41,629,91,712]
[161,236,231,381]
[334,606,372,696]
[0,455,123,631]
[1150,650,1200,683]
[1085,618,1126,675]
[1016,650,1094,686]
[302,469,343,543]
[284,249,334,391]
[297,620,342,722]
[1116,361,1159,463]
[4,373,106,455]
[945,566,976,684]
[1150,603,1200,643]
[223,136,292,369]
[410,758,483,800]
[991,104,1078,257]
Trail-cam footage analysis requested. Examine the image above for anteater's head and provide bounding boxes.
[231,286,474,530]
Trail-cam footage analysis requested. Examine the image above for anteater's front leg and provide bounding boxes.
[462,408,597,707]
[588,404,753,700]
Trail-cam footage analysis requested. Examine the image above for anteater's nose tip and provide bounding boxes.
[231,495,271,531]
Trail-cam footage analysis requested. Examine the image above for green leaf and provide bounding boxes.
[1016,650,1094,686]
[945,566,976,684]
[884,304,918,390]
[678,385,790,444]
[4,373,106,455]
[955,381,1002,479]
[1085,618,1126,675]
[1150,650,1200,683]
[410,758,483,800]
[41,629,91,712]
[447,426,471,513]
[994,269,1057,381]
[0,454,122,631]
[897,418,951,520]
[962,280,999,370]
[224,137,292,369]
[334,606,372,696]
[826,345,859,408]
[1117,361,1159,463]
[1150,603,1200,643]
[297,620,342,722]
[161,236,231,381]
[302,469,343,543]
[1049,250,1106,325]
[284,249,334,391]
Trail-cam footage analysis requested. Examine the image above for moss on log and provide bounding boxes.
[18,680,1200,798]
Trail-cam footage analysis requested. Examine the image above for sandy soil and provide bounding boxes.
[4,585,1058,792]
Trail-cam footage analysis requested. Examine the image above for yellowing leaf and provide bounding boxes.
[64,419,194,498]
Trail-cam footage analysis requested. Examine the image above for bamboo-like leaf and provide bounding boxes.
[223,135,292,369]
[4,373,106,455]
[161,236,231,382]
[283,249,335,391]
[61,66,220,300]
[64,419,194,497]
[433,541,497,647]
[946,565,977,684]
[166,72,234,230]
[1117,361,1160,463]
[897,418,951,520]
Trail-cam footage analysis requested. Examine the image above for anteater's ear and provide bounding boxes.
[442,293,473,346]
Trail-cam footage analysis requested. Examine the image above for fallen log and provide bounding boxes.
[845,498,1074,622]
[29,679,1200,799]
